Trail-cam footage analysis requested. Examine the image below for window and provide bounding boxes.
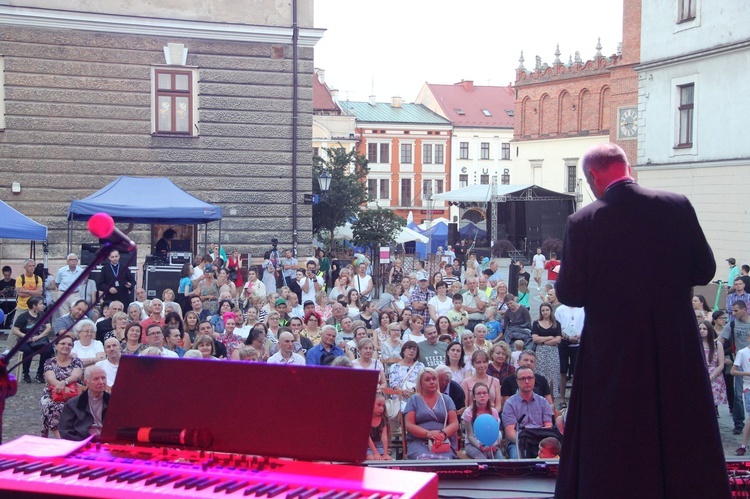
[367,179,377,199]
[567,165,577,193]
[505,109,515,117]
[678,0,696,22]
[459,175,469,188]
[435,179,444,194]
[422,180,433,200]
[482,109,492,116]
[459,142,469,159]
[480,174,490,185]
[154,68,195,134]
[502,143,510,160]
[400,143,412,164]
[454,108,465,115]
[400,179,412,206]
[677,84,694,147]
[367,142,390,163]
[423,144,432,164]
[481,142,490,160]
[379,179,390,199]
[313,147,319,158]
[435,144,444,164]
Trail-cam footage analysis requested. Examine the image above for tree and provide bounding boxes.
[312,147,370,249]
[351,208,407,298]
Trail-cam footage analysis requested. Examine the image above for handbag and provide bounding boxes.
[28,336,50,349]
[50,382,78,403]
[427,395,452,454]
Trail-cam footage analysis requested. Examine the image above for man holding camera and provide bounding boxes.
[301,260,323,305]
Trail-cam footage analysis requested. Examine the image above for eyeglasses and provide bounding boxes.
[147,331,163,336]
[517,377,535,382]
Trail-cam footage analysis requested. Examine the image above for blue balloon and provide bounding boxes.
[0,309,4,326]
[473,413,499,446]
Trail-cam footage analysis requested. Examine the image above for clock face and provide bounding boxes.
[619,108,638,138]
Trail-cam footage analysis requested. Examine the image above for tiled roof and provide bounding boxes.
[341,101,451,125]
[313,73,339,113]
[426,81,516,128]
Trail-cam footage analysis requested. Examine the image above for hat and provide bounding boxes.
[204,264,214,273]
[275,298,287,306]
[417,271,429,281]
[303,300,315,308]
[728,258,737,265]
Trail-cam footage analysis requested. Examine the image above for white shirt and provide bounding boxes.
[428,295,453,324]
[160,348,179,358]
[532,254,546,269]
[267,351,306,365]
[300,275,324,304]
[735,347,750,391]
[191,266,204,281]
[95,359,119,387]
[234,325,252,340]
[555,305,586,345]
[55,266,83,292]
[72,341,104,360]
[353,274,373,297]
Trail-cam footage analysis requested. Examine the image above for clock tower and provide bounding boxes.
[610,0,641,160]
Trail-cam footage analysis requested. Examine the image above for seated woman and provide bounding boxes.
[462,382,503,459]
[104,311,129,343]
[358,300,380,332]
[380,323,404,366]
[389,341,425,412]
[445,341,472,384]
[218,313,244,358]
[487,342,515,385]
[71,320,105,368]
[373,311,393,352]
[352,338,387,391]
[210,299,235,334]
[191,334,219,360]
[346,325,369,361]
[314,290,332,322]
[346,289,361,318]
[234,325,271,361]
[301,311,323,346]
[461,350,502,411]
[403,368,459,460]
[120,322,146,356]
[41,334,84,438]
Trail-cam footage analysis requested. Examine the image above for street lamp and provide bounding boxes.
[318,171,332,193]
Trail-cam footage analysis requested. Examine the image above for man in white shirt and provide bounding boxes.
[54,253,84,317]
[267,331,306,365]
[300,260,324,304]
[95,337,121,388]
[532,248,546,289]
[144,324,178,358]
[555,304,585,405]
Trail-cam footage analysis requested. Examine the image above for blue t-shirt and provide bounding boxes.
[178,276,192,294]
[485,320,502,341]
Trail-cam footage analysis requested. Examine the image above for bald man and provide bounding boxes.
[58,366,110,441]
[554,144,729,498]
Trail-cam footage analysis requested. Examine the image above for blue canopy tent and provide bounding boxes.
[67,176,222,254]
[411,221,448,257]
[0,199,48,241]
[459,221,486,241]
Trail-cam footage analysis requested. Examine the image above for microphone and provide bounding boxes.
[116,427,213,448]
[87,212,136,252]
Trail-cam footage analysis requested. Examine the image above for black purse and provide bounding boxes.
[28,337,50,349]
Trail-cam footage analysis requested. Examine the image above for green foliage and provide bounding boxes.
[491,239,515,257]
[351,208,406,250]
[312,147,370,247]
[541,237,563,257]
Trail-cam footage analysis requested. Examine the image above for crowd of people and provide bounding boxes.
[2,245,733,460]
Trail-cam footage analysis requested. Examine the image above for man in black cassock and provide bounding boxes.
[554,143,730,499]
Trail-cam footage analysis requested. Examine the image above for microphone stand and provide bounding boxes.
[0,242,131,443]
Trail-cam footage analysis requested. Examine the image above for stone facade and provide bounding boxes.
[0,2,321,261]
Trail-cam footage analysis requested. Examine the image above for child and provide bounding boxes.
[538,437,561,459]
[446,293,468,337]
[732,344,750,455]
[511,340,524,368]
[484,307,502,343]
[367,394,392,460]
[462,382,503,459]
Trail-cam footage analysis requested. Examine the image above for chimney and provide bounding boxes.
[330,89,339,102]
[369,95,376,106]
[317,69,325,84]
[391,96,403,108]
[457,80,474,92]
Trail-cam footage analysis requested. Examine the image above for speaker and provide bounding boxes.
[80,243,136,267]
[447,223,459,247]
[143,266,183,299]
[508,262,520,296]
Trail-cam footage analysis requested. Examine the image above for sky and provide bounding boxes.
[313,0,624,102]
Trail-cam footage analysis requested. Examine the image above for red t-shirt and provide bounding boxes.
[545,260,560,281]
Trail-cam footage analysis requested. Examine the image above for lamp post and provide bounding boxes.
[318,171,332,196]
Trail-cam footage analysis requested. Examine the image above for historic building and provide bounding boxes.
[512,0,640,207]
[312,69,356,157]
[416,80,515,222]
[341,98,452,222]
[635,0,750,266]
[0,1,322,259]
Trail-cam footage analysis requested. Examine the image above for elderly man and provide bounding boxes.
[435,365,466,412]
[268,331,306,365]
[95,337,121,388]
[418,324,447,369]
[326,302,347,331]
[96,300,123,343]
[461,277,486,332]
[140,299,165,335]
[58,365,110,441]
[144,324,178,358]
[353,262,373,301]
[554,143,728,498]
[410,271,435,324]
[54,253,84,317]
[502,366,554,459]
[306,325,343,366]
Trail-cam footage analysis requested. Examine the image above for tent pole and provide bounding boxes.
[203,224,208,256]
[217,220,222,262]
